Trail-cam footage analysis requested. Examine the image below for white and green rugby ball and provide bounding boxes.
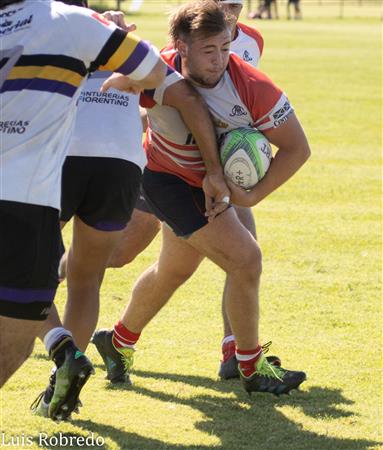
[220,128,272,189]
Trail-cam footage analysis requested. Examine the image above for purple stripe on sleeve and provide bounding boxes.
[0,286,56,304]
[116,40,150,75]
[0,78,77,97]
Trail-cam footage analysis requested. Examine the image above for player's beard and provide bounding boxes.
[188,70,224,89]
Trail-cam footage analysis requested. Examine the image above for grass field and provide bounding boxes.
[0,5,382,450]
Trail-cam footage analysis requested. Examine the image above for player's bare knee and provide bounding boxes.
[231,244,262,282]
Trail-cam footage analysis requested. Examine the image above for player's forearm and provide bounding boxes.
[178,93,222,174]
[134,59,167,90]
[248,140,311,205]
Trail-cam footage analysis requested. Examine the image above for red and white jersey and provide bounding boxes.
[142,50,294,187]
[231,22,264,68]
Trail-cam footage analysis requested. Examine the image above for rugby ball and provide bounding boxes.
[220,128,272,189]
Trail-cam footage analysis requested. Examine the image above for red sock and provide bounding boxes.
[112,321,141,349]
[236,345,263,377]
[221,340,236,362]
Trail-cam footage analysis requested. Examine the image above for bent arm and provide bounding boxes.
[230,113,311,207]
[162,80,222,173]
[102,59,167,93]
[163,80,230,215]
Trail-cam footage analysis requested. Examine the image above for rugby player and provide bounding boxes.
[30,1,230,420]
[93,0,310,396]
[0,0,169,415]
[105,0,277,380]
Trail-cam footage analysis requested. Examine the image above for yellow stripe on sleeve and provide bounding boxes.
[99,34,141,72]
[8,66,84,87]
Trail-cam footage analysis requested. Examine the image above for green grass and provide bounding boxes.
[1,9,382,450]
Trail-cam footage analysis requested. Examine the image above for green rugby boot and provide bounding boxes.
[91,329,133,384]
[30,370,56,417]
[48,337,94,421]
[240,353,306,396]
[219,341,282,380]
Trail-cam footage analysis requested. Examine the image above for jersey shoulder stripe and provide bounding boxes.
[92,28,127,71]
[1,54,86,97]
[14,54,87,77]
[237,22,264,55]
[1,78,77,97]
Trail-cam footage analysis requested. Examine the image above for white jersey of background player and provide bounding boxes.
[220,0,263,68]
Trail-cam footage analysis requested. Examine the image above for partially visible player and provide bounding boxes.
[31,0,230,421]
[93,0,310,396]
[0,0,167,407]
[106,0,273,380]
[287,0,302,20]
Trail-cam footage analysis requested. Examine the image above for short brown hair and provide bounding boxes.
[169,0,230,45]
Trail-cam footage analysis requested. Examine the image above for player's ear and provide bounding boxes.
[176,39,188,57]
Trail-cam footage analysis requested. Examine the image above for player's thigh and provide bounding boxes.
[157,224,204,282]
[187,207,262,275]
[113,207,161,264]
[234,205,256,238]
[70,216,124,266]
[0,316,42,387]
[0,200,60,321]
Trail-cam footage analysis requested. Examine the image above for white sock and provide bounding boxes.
[44,327,72,354]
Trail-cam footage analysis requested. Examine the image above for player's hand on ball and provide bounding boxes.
[203,172,231,221]
[102,11,137,33]
[227,179,257,207]
[101,73,142,94]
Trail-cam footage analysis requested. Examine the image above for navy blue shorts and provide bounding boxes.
[0,200,60,321]
[142,168,208,238]
[134,186,154,214]
[61,156,142,231]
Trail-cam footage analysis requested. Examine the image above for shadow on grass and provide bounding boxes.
[70,370,378,450]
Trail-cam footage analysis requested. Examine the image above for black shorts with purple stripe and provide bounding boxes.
[142,168,208,238]
[0,200,61,321]
[60,156,142,231]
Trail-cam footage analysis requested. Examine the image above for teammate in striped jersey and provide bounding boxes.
[94,0,310,397]
[0,0,168,411]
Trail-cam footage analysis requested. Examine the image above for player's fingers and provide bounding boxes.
[100,79,111,92]
[204,195,213,216]
[125,22,137,33]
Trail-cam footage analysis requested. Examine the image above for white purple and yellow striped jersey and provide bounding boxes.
[0,0,161,209]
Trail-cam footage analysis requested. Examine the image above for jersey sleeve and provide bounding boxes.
[61,5,161,81]
[140,52,183,108]
[228,54,294,131]
[237,22,264,56]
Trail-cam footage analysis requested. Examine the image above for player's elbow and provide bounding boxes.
[140,59,167,90]
[300,140,311,164]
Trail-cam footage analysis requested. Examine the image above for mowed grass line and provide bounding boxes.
[0,14,381,450]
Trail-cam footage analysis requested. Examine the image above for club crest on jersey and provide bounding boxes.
[229,105,248,117]
[243,50,253,62]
